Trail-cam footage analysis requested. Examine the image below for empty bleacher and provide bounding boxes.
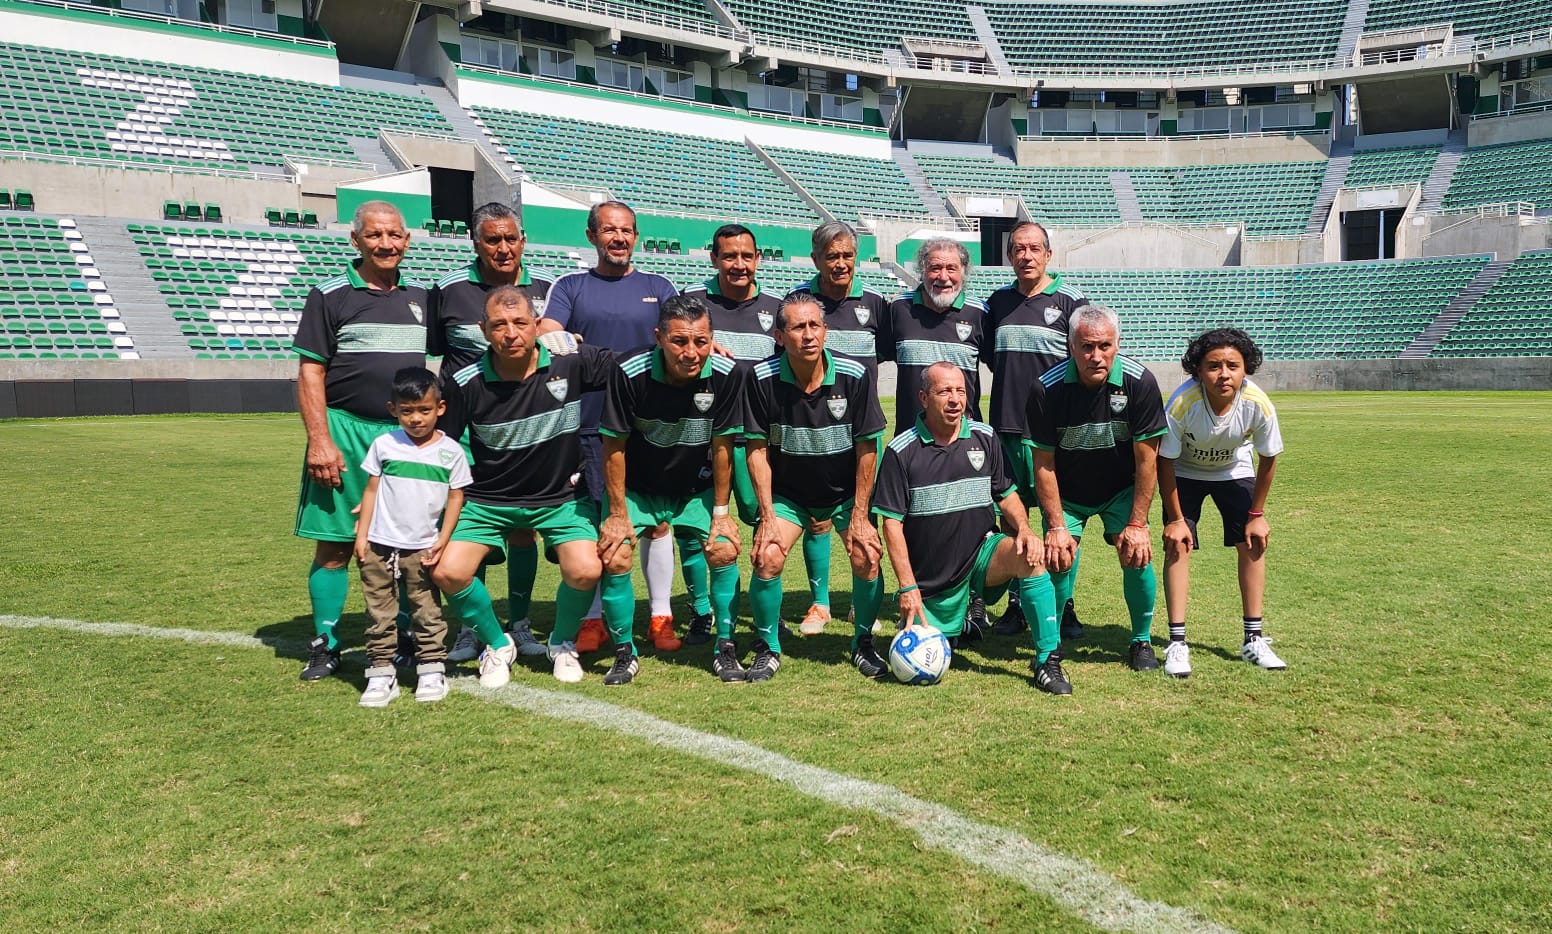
[1128,162,1327,235]
[0,214,130,359]
[913,155,1123,225]
[1343,145,1441,188]
[720,0,976,54]
[1363,0,1548,40]
[586,0,723,28]
[1441,137,1552,212]
[1432,250,1552,357]
[762,147,929,221]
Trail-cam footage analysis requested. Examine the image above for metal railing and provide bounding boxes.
[1427,201,1539,217]
[858,209,979,232]
[1470,99,1552,122]
[12,0,334,49]
[0,148,294,182]
[508,0,744,42]
[1017,129,1329,143]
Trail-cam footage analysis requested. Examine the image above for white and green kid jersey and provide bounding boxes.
[361,429,471,550]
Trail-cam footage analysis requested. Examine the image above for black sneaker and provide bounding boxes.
[1060,600,1085,641]
[851,637,889,680]
[712,639,747,682]
[962,595,987,642]
[1129,640,1159,672]
[300,636,340,681]
[685,611,714,646]
[993,599,1027,636]
[747,645,782,683]
[392,629,416,668]
[1031,652,1073,695]
[604,645,640,686]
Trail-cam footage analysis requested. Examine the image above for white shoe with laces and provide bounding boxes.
[1164,641,1192,678]
[549,640,584,683]
[1240,635,1287,670]
[360,673,400,708]
[447,626,481,663]
[478,642,518,688]
[415,671,449,703]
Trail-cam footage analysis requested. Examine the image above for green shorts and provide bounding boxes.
[770,494,855,530]
[294,407,397,543]
[1041,486,1135,545]
[451,497,599,561]
[625,487,716,540]
[731,442,759,526]
[920,532,1009,637]
[1001,434,1035,507]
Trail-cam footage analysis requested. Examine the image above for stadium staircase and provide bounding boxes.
[1109,172,1145,224]
[1333,0,1373,66]
[1399,258,1512,357]
[71,217,185,358]
[1305,139,1353,236]
[890,144,959,224]
[964,5,1013,76]
[347,138,398,174]
[419,87,522,183]
[1417,130,1466,213]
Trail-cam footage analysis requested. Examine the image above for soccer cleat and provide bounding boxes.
[575,617,607,653]
[799,603,831,636]
[604,645,640,686]
[850,637,889,680]
[392,629,416,668]
[300,636,341,681]
[477,642,518,689]
[1164,641,1192,678]
[447,626,482,663]
[1031,652,1073,695]
[548,641,584,684]
[712,639,747,682]
[509,618,547,657]
[685,611,714,645]
[1060,600,1085,641]
[649,615,682,651]
[414,672,449,703]
[359,673,400,707]
[1129,640,1160,672]
[965,595,988,640]
[992,600,1027,636]
[747,645,782,683]
[1240,635,1287,670]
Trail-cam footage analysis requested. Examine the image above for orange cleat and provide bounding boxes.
[575,617,608,653]
[799,603,831,636]
[649,615,682,651]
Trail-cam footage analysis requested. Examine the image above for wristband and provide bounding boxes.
[1247,510,1264,518]
[712,505,730,517]
[896,584,919,596]
[1165,517,1189,526]
[1126,521,1148,529]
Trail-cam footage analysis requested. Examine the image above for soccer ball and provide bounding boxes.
[889,623,952,685]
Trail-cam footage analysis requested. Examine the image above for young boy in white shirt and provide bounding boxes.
[354,367,472,706]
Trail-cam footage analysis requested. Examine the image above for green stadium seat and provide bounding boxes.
[283,209,301,227]
[266,207,284,227]
[0,191,10,211]
[14,190,33,211]
[164,201,183,221]
[203,204,222,224]
[301,210,319,228]
[184,202,202,223]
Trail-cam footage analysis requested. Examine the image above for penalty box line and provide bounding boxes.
[0,613,1234,934]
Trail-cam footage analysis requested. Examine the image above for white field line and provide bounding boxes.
[1,614,1234,934]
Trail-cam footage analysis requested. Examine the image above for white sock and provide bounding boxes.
[643,532,674,617]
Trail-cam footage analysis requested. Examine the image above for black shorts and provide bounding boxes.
[1176,476,1255,549]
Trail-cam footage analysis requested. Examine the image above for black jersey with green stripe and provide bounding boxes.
[872,416,1013,598]
[985,273,1087,435]
[439,343,615,507]
[746,349,886,509]
[426,262,555,375]
[292,262,429,421]
[784,276,887,371]
[599,346,747,499]
[878,288,988,431]
[682,277,779,363]
[1025,356,1167,509]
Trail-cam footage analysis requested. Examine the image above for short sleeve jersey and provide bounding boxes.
[745,349,887,509]
[599,347,747,499]
[879,288,988,431]
[360,429,472,550]
[543,268,679,433]
[1160,377,1283,482]
[985,272,1087,436]
[426,262,555,375]
[440,343,615,507]
[682,277,780,363]
[291,263,429,421]
[784,276,887,372]
[1025,357,1168,509]
[872,417,1013,598]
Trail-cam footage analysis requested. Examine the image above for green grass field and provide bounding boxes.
[3,392,1550,931]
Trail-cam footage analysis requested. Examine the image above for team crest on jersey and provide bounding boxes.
[955,321,972,341]
[758,312,774,331]
[1044,306,1061,325]
[854,307,870,326]
[438,449,458,466]
[531,297,547,317]
[547,378,568,401]
[693,392,714,413]
[967,448,985,471]
[827,396,847,420]
[407,301,424,324]
[1109,392,1127,414]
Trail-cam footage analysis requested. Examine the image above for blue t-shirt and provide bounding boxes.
[545,268,679,432]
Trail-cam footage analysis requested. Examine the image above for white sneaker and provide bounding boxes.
[509,618,547,657]
[1240,635,1287,670]
[478,642,518,688]
[447,626,481,663]
[1164,641,1192,678]
[359,674,400,708]
[549,640,584,683]
[415,671,449,703]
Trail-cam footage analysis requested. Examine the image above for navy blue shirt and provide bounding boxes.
[545,268,679,433]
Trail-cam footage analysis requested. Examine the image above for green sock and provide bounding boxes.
[802,529,831,609]
[710,562,740,641]
[600,571,637,655]
[307,562,349,649]
[749,574,784,653]
[678,537,712,616]
[445,580,510,651]
[850,574,883,649]
[1048,563,1075,620]
[507,544,538,624]
[1016,572,1060,662]
[551,581,592,645]
[1122,563,1157,642]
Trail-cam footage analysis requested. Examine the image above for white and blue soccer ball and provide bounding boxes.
[889,623,952,685]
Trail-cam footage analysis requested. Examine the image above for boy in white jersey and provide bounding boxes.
[1158,329,1284,677]
[353,368,472,706]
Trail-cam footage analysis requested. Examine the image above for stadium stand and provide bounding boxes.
[719,0,976,54]
[586,0,723,28]
[0,214,130,359]
[762,147,930,221]
[1432,250,1552,356]
[1441,137,1552,212]
[1128,162,1327,235]
[1343,145,1442,188]
[912,155,1123,225]
[1362,0,1550,39]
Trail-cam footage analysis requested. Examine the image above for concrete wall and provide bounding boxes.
[1419,214,1552,260]
[1240,238,1307,265]
[1055,223,1241,268]
[1468,110,1552,148]
[0,158,301,225]
[1016,132,1329,168]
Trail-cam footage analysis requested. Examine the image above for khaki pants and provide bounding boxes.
[359,543,448,669]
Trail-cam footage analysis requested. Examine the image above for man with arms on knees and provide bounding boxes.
[293,201,428,681]
[782,221,889,637]
[1027,305,1168,674]
[432,287,618,687]
[428,201,555,662]
[745,295,888,681]
[984,221,1089,639]
[541,201,686,653]
[598,296,747,684]
[872,363,1065,693]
